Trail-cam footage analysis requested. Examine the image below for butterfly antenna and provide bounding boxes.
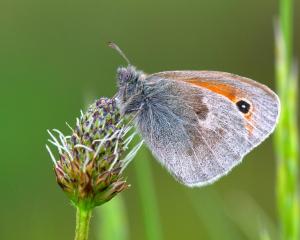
[108,42,131,65]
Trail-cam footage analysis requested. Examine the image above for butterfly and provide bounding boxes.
[109,42,280,187]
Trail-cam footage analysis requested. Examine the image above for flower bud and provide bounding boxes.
[46,98,143,208]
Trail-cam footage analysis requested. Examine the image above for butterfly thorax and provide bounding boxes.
[116,65,146,115]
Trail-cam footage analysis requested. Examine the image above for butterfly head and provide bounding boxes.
[117,65,141,86]
[116,65,145,112]
[109,42,146,114]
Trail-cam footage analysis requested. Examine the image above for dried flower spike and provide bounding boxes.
[46,97,143,209]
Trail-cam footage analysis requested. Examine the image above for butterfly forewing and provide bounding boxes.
[137,71,280,186]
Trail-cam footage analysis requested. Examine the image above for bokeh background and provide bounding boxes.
[0,0,299,239]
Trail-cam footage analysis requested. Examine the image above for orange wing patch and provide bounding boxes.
[187,79,240,102]
[186,79,254,135]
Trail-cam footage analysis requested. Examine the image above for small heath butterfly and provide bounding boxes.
[109,42,280,187]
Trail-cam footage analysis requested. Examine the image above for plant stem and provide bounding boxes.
[134,148,163,240]
[75,206,93,240]
[275,0,299,239]
[279,0,293,69]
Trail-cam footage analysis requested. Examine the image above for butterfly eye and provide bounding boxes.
[236,100,251,114]
[117,67,136,83]
[118,69,129,81]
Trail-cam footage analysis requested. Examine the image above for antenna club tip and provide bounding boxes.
[108,41,117,49]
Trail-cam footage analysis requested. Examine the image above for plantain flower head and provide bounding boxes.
[46,97,143,208]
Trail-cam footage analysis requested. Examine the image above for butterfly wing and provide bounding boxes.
[136,71,280,187]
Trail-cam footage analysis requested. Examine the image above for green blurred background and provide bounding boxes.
[0,0,299,239]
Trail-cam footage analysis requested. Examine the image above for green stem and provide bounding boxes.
[134,149,163,240]
[275,0,299,240]
[279,0,293,69]
[75,206,93,240]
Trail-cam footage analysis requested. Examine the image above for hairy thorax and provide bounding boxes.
[116,66,146,115]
